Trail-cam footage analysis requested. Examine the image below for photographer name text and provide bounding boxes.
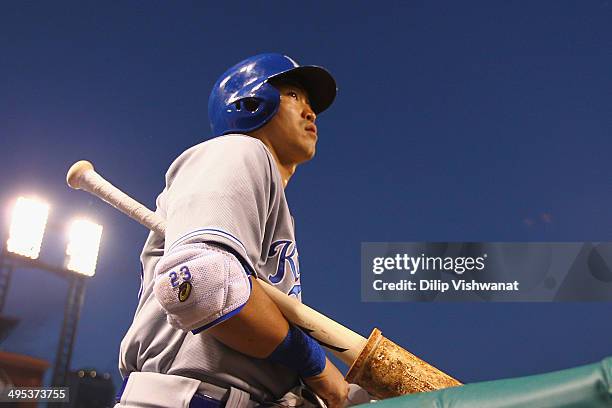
[371,253,519,292]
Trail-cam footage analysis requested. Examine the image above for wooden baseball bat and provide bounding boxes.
[66,160,461,398]
[66,160,365,364]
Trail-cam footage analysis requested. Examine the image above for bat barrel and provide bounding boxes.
[346,328,462,398]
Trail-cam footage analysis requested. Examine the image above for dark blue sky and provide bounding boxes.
[1,1,611,390]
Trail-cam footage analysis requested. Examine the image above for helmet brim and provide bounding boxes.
[269,65,337,115]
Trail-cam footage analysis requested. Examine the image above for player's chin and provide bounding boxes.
[304,146,316,161]
[295,142,316,163]
[303,138,317,159]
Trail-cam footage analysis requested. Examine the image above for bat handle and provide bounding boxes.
[67,160,166,235]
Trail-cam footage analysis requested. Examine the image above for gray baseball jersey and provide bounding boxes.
[118,135,303,401]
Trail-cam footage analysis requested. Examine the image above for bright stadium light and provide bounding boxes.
[65,219,103,277]
[6,196,50,259]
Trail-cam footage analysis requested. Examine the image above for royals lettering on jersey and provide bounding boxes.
[268,239,301,297]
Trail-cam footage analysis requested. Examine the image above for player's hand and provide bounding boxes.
[302,357,349,408]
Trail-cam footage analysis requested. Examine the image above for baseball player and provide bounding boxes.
[114,53,354,408]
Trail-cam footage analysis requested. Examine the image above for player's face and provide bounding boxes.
[259,82,318,165]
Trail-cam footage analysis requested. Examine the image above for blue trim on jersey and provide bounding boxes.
[190,304,246,334]
[116,374,130,403]
[169,227,248,255]
[190,276,253,334]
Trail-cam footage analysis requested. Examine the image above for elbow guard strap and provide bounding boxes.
[267,325,327,378]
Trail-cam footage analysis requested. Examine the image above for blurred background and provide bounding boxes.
[0,1,611,406]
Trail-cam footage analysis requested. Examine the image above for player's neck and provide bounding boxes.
[278,163,296,188]
[270,153,296,188]
[249,135,296,188]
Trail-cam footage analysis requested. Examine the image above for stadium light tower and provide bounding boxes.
[1,197,105,388]
[65,219,103,277]
[6,196,50,259]
[49,218,103,388]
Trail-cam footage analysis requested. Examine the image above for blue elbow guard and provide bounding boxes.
[267,325,327,378]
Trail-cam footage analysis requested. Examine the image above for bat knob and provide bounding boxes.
[67,160,94,189]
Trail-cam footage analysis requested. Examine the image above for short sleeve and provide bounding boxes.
[163,136,277,272]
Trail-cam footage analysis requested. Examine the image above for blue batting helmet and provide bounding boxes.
[208,53,337,136]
